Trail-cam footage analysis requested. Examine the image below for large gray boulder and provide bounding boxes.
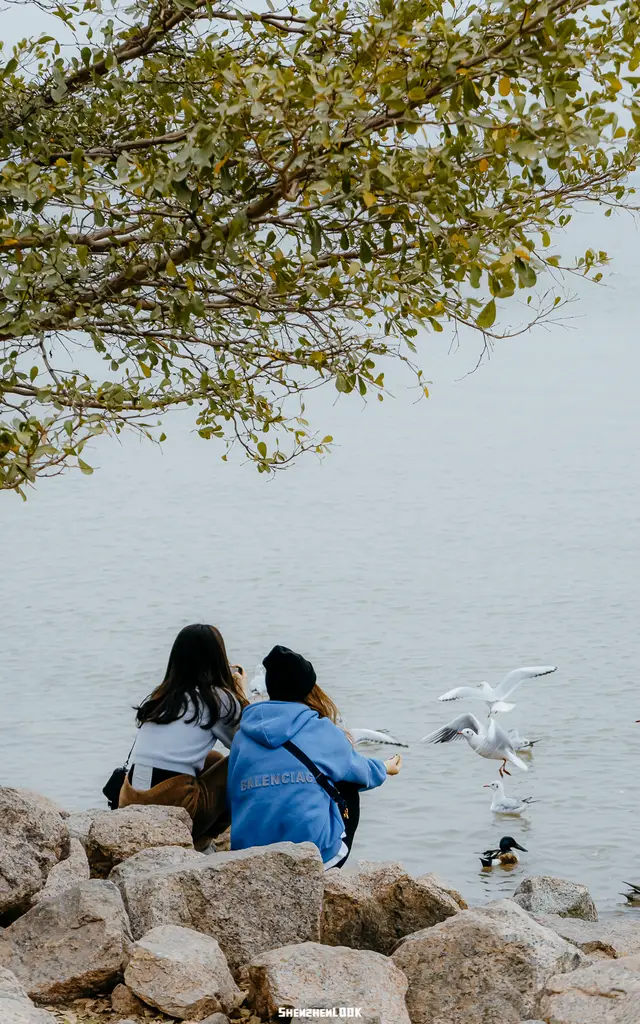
[0,788,69,917]
[0,968,57,1024]
[239,941,411,1024]
[536,953,640,1022]
[2,880,132,1002]
[113,841,324,971]
[86,805,194,877]
[30,839,90,906]
[63,808,106,851]
[513,875,598,921]
[391,898,586,1024]
[125,924,241,1020]
[109,844,207,888]
[535,913,640,959]
[322,860,461,954]
[0,968,56,1024]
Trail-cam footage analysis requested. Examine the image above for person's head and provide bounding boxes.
[263,645,340,723]
[136,624,247,728]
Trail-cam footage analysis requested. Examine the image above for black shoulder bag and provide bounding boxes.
[102,740,135,810]
[283,740,349,820]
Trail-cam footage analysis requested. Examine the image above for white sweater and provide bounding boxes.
[131,690,241,778]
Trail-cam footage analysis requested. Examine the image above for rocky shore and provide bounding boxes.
[1,787,639,1024]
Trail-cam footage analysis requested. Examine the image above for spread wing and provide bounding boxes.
[420,713,483,744]
[438,686,483,703]
[494,665,557,700]
[349,728,408,747]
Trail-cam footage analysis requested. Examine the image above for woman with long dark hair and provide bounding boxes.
[227,645,402,867]
[119,624,248,845]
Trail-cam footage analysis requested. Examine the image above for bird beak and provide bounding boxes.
[457,731,463,735]
[514,842,528,852]
[483,784,490,788]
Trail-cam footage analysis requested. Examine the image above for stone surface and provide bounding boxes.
[513,875,598,921]
[0,967,56,1023]
[64,808,105,850]
[125,924,241,1020]
[30,839,90,906]
[199,1014,230,1024]
[109,844,207,888]
[418,873,468,909]
[87,805,194,877]
[114,841,324,971]
[392,898,586,1024]
[536,953,640,1022]
[535,913,640,959]
[239,941,410,1024]
[0,788,70,918]
[321,860,460,954]
[111,981,147,1017]
[2,880,132,1002]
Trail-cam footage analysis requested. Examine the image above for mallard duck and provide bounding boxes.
[621,881,640,904]
[479,836,527,868]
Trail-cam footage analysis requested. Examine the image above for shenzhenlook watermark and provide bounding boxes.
[278,1009,363,1018]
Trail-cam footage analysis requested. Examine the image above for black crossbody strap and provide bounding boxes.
[283,740,348,818]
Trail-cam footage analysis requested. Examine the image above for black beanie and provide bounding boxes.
[263,645,317,701]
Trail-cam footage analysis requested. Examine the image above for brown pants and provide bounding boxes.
[119,749,229,843]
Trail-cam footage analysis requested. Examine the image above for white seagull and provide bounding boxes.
[484,780,537,814]
[437,665,557,715]
[247,665,268,703]
[507,728,540,753]
[421,712,529,777]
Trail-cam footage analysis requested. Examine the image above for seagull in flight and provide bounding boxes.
[421,712,529,777]
[348,728,408,748]
[437,665,557,715]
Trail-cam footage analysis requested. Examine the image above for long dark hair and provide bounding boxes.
[136,624,247,729]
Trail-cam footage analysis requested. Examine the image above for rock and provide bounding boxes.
[30,839,90,906]
[391,898,586,1024]
[0,788,70,918]
[125,924,241,1020]
[239,941,410,1024]
[321,860,461,954]
[2,879,132,1003]
[418,873,468,909]
[64,808,105,850]
[535,913,640,959]
[536,953,640,1022]
[0,967,56,1023]
[86,805,194,877]
[111,981,147,1017]
[513,876,598,921]
[200,1014,230,1024]
[114,841,324,971]
[109,844,207,888]
[214,828,231,853]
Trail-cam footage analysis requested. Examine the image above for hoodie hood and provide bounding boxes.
[240,700,317,749]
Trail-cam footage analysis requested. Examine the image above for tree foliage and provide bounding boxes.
[1,0,639,494]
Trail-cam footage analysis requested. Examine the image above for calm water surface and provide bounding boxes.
[2,212,639,915]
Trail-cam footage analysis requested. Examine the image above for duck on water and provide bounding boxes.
[479,836,527,868]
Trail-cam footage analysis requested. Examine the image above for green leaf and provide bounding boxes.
[476,299,497,330]
[78,459,94,475]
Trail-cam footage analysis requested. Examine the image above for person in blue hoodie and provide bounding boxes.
[227,645,402,868]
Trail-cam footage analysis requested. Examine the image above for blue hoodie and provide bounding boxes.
[227,701,387,863]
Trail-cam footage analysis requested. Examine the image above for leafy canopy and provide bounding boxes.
[1,0,639,495]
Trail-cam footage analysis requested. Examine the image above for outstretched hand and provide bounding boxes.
[384,754,403,776]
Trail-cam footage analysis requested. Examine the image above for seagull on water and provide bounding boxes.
[421,712,529,777]
[507,728,540,753]
[438,665,557,715]
[484,780,537,815]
